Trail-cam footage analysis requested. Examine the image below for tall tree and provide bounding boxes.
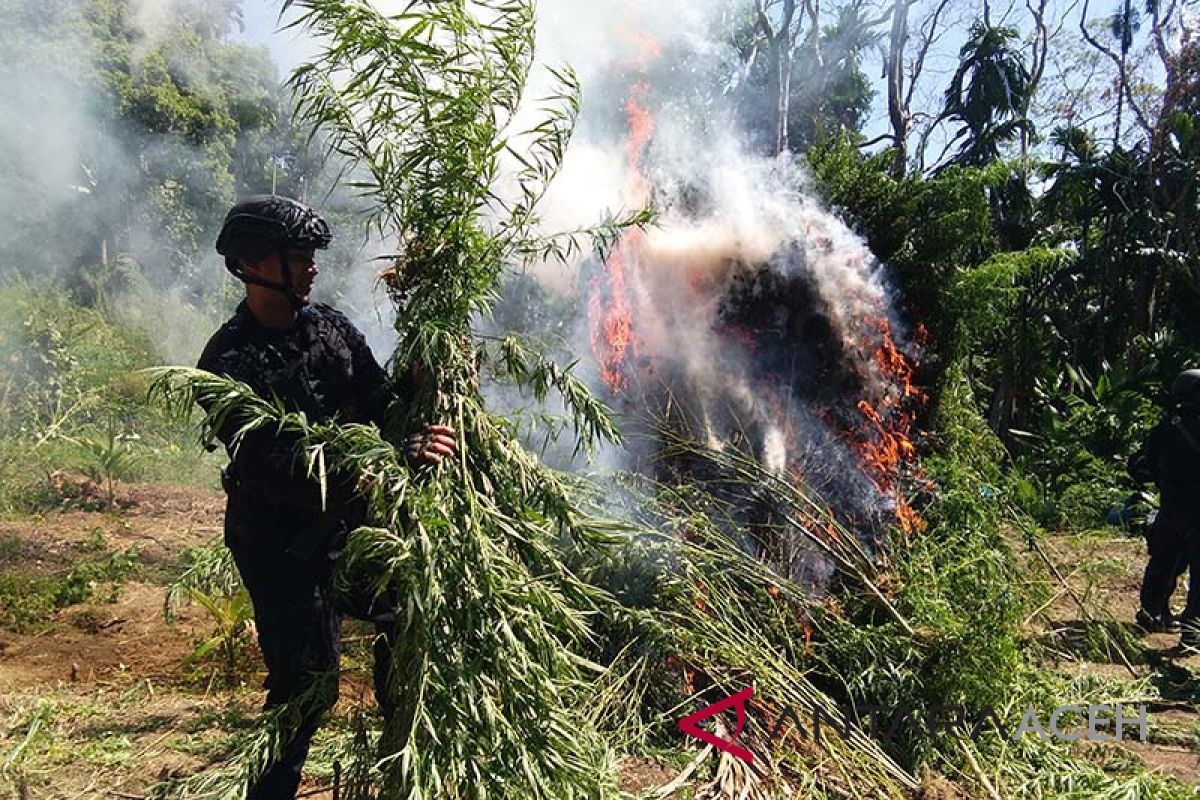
[1078,0,1154,144]
[885,0,912,175]
[1019,0,1051,174]
[789,2,879,148]
[939,22,1034,167]
[754,0,802,154]
[732,0,878,152]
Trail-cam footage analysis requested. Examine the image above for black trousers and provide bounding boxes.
[1139,504,1200,624]
[226,502,398,800]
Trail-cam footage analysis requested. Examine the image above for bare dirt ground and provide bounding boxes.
[0,484,220,694]
[1031,530,1200,783]
[0,483,244,799]
[1,483,1198,798]
[0,482,680,799]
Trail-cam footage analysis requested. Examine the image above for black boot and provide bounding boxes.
[1135,607,1180,633]
[1181,620,1200,652]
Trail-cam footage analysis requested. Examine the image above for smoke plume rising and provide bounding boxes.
[510,0,924,560]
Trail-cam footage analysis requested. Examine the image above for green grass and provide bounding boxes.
[0,279,222,513]
[0,532,26,560]
[0,683,262,794]
[0,547,140,633]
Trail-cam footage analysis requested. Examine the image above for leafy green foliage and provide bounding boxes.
[1015,366,1160,529]
[808,76,1198,524]
[0,0,314,290]
[806,141,994,352]
[813,358,1031,762]
[0,281,219,511]
[164,540,256,686]
[940,23,1033,168]
[0,547,139,633]
[487,334,622,456]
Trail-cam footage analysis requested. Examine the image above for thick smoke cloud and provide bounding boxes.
[0,1,282,363]
[506,0,920,562]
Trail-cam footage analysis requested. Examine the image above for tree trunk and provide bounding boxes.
[776,41,793,154]
[886,0,912,177]
[1020,0,1050,178]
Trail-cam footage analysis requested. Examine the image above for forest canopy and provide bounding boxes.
[0,0,1198,798]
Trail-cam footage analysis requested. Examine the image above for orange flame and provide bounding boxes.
[590,81,656,394]
[616,25,664,69]
[847,317,928,534]
[589,241,635,393]
[623,82,655,203]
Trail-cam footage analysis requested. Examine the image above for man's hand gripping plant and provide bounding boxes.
[151,1,648,796]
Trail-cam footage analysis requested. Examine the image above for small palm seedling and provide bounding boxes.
[167,540,255,686]
[185,585,256,687]
[71,417,142,510]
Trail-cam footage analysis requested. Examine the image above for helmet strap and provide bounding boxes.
[232,269,290,297]
[276,244,308,310]
[230,247,307,310]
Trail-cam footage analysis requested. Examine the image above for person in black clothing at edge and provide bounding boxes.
[196,195,457,799]
[1130,368,1200,651]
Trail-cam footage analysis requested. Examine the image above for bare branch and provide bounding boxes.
[1021,0,1051,170]
[904,0,954,111]
[755,0,801,154]
[885,0,913,175]
[1150,0,1180,88]
[858,131,896,148]
[782,0,799,42]
[861,3,896,30]
[754,0,776,41]
[804,0,822,68]
[1078,0,1154,138]
[1025,0,1050,91]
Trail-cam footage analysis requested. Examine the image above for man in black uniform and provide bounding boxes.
[197,196,456,798]
[1130,369,1200,649]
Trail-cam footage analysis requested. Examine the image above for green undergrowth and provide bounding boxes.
[0,279,220,512]
[0,539,140,633]
[807,360,1196,797]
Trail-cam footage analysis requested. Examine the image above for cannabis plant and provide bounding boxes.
[154,0,646,796]
[71,417,142,510]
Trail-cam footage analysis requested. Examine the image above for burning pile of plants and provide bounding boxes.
[146,2,1171,799]
[568,63,928,615]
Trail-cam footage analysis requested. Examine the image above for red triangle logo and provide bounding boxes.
[678,686,754,764]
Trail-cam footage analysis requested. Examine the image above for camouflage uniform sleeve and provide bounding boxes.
[322,307,398,428]
[196,332,325,512]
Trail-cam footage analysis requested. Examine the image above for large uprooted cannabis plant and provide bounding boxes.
[150,2,926,798]
[154,1,649,796]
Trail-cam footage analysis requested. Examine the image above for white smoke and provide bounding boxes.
[0,1,296,364]
[119,1,912,537]
[495,0,920,553]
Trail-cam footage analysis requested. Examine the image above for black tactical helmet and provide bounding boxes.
[217,195,331,258]
[1173,369,1200,406]
[216,195,332,303]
